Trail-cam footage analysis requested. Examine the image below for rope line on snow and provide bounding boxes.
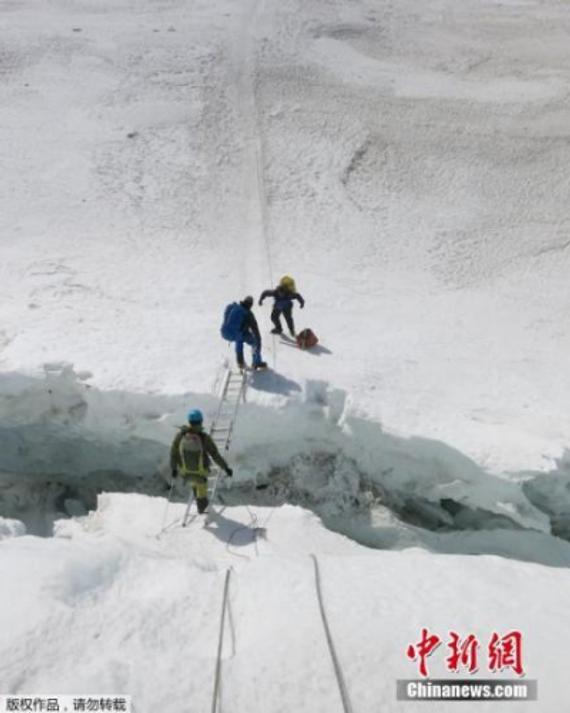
[240,0,277,369]
[254,119,274,288]
[253,113,278,370]
[211,568,232,713]
[310,554,354,713]
[247,0,274,287]
[246,505,260,558]
[225,505,261,560]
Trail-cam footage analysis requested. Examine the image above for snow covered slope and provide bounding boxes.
[2,0,570,708]
[2,495,570,713]
[1,0,569,474]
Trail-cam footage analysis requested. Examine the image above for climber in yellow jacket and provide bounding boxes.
[170,409,232,514]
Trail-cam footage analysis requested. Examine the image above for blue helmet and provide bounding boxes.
[187,409,203,424]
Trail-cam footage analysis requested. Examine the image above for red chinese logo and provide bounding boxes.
[488,631,524,676]
[447,631,480,674]
[406,629,525,678]
[406,628,442,677]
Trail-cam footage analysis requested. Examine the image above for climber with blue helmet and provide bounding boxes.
[170,408,233,514]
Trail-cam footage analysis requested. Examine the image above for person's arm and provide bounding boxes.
[294,292,305,308]
[259,289,275,305]
[204,435,232,474]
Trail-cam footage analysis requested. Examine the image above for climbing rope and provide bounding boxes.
[211,568,232,713]
[155,479,176,539]
[245,505,260,558]
[310,554,354,713]
[250,41,276,371]
[224,505,261,560]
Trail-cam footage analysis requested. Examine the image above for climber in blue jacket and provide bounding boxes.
[220,296,267,370]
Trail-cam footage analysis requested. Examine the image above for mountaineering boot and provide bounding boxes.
[289,329,296,338]
[253,361,268,370]
[197,497,209,514]
[270,327,283,335]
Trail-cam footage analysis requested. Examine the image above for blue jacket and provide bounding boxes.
[221,302,261,343]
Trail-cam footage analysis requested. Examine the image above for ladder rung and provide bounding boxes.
[210,371,243,457]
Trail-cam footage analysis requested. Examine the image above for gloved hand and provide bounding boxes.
[300,301,305,309]
[171,468,178,480]
[258,298,264,306]
[225,467,233,477]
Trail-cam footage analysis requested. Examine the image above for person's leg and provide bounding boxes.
[234,337,245,368]
[243,332,263,367]
[270,307,283,333]
[251,339,262,366]
[188,478,206,511]
[283,305,295,336]
[194,478,209,513]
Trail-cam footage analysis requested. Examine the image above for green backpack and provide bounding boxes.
[179,431,208,476]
